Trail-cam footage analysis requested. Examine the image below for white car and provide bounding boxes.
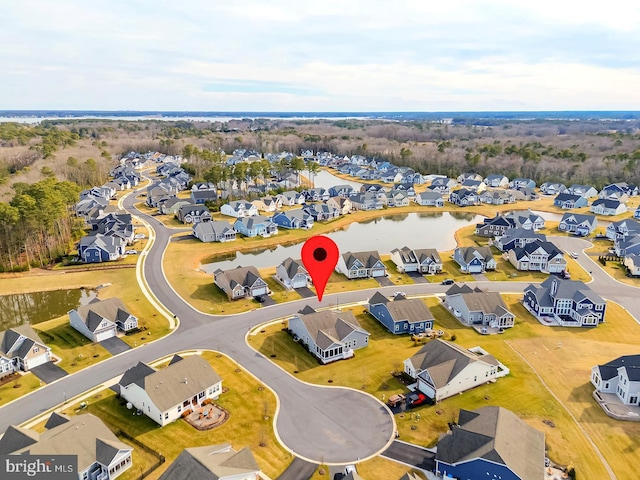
[134,233,146,239]
[570,252,579,259]
[125,250,138,255]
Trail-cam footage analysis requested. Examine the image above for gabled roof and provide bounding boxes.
[391,246,418,265]
[592,198,623,209]
[511,240,563,260]
[235,215,273,229]
[342,251,383,269]
[555,192,583,202]
[280,257,308,279]
[0,414,131,472]
[73,298,132,332]
[369,291,434,323]
[119,355,222,412]
[214,265,265,291]
[0,324,47,357]
[293,308,369,350]
[410,339,498,387]
[159,443,260,480]
[538,277,605,305]
[560,212,597,225]
[445,283,482,295]
[456,246,494,263]
[436,406,545,480]
[193,221,235,236]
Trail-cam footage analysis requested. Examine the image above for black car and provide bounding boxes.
[254,295,265,303]
[441,279,454,285]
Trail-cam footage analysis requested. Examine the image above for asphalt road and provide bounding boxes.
[2,189,639,467]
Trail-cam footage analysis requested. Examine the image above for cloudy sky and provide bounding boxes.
[2,0,640,111]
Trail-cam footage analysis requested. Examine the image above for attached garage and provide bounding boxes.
[25,351,51,370]
[371,267,386,278]
[95,328,116,342]
[250,285,268,296]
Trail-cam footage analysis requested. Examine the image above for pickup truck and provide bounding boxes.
[386,394,406,408]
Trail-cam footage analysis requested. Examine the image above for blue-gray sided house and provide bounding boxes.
[508,240,567,273]
[177,204,212,224]
[606,218,640,240]
[453,247,496,273]
[522,277,606,327]
[508,177,536,189]
[288,307,370,364]
[614,234,640,257]
[492,228,546,252]
[444,288,515,330]
[190,189,218,205]
[272,209,314,229]
[303,203,340,221]
[234,215,278,237]
[435,407,545,480]
[336,251,386,278]
[475,215,514,237]
[590,198,627,216]
[69,297,138,342]
[276,257,311,289]
[449,188,480,207]
[214,266,268,300]
[414,191,444,207]
[553,193,588,209]
[558,213,597,236]
[483,174,509,187]
[328,184,355,198]
[78,234,126,263]
[540,182,567,195]
[192,221,236,243]
[367,292,434,334]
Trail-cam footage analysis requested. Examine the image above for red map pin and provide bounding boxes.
[301,235,339,302]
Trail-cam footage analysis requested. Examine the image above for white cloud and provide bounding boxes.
[1,1,639,110]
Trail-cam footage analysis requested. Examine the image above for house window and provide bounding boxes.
[101,322,107,327]
[33,347,39,353]
[198,391,205,398]
[164,413,169,419]
[178,405,182,413]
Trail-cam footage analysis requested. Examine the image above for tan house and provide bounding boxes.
[159,443,261,480]
[0,324,52,375]
[326,196,352,215]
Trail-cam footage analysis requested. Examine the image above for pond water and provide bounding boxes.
[201,211,484,272]
[0,288,97,330]
[311,169,364,190]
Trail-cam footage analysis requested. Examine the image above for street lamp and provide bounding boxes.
[63,392,67,404]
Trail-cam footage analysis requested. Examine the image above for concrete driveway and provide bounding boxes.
[100,337,132,355]
[30,362,68,384]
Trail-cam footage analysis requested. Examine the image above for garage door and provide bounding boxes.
[469,265,483,274]
[95,329,115,342]
[371,268,386,277]
[27,352,51,369]
[251,286,268,296]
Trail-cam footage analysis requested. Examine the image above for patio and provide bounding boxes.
[183,404,229,430]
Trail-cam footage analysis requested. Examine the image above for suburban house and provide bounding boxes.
[591,355,640,406]
[252,196,282,213]
[449,188,480,207]
[303,203,340,221]
[159,198,191,216]
[303,188,330,202]
[234,215,278,238]
[457,172,483,183]
[336,251,386,278]
[0,324,52,375]
[117,354,222,426]
[177,204,212,224]
[192,221,237,243]
[403,340,507,400]
[606,219,640,241]
[159,443,261,480]
[453,247,496,273]
[390,246,442,274]
[558,213,598,236]
[599,187,629,203]
[590,198,627,216]
[350,192,384,210]
[540,182,567,195]
[69,297,138,342]
[445,288,515,330]
[507,210,546,230]
[460,179,485,193]
[328,184,355,198]
[475,215,514,238]
[326,196,353,215]
[428,177,457,194]
[368,291,434,334]
[288,307,370,364]
[602,182,637,197]
[507,187,538,201]
[214,266,268,300]
[220,200,259,218]
[508,240,567,273]
[78,233,126,263]
[278,190,306,206]
[614,234,640,257]
[479,190,515,205]
[624,254,640,275]
[509,177,536,189]
[523,277,607,327]
[276,257,311,289]
[272,209,314,229]
[385,190,411,207]
[553,193,588,209]
[484,174,509,187]
[415,191,444,207]
[190,189,217,205]
[0,413,133,480]
[492,228,546,252]
[191,182,216,191]
[566,184,599,198]
[435,407,545,480]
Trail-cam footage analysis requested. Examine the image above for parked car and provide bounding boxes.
[254,295,265,303]
[406,391,429,408]
[393,291,406,297]
[125,250,138,255]
[134,233,146,239]
[387,394,406,408]
[441,279,454,285]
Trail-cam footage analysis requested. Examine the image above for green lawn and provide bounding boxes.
[0,373,42,407]
[249,293,639,479]
[57,351,291,480]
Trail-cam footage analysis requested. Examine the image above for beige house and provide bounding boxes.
[0,412,133,480]
[0,324,52,375]
[326,196,352,215]
[117,354,223,426]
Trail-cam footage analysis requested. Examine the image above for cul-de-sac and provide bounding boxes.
[2,117,640,480]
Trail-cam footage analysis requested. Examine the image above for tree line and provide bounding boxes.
[0,178,83,272]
